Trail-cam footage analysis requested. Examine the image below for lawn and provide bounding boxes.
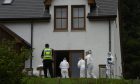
[22,77,140,84]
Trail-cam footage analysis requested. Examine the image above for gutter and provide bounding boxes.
[0,16,51,22]
[87,15,117,21]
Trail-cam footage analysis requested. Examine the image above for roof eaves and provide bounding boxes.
[87,14,117,21]
[0,16,51,22]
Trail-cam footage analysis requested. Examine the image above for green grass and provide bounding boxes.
[22,77,139,84]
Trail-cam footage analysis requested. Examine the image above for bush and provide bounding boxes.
[0,41,31,84]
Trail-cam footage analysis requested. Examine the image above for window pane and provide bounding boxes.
[71,6,85,30]
[79,8,84,17]
[54,6,68,30]
[56,8,61,18]
[56,19,61,29]
[61,8,67,18]
[3,0,12,4]
[73,19,78,28]
[78,18,84,28]
[73,8,79,17]
[61,19,67,28]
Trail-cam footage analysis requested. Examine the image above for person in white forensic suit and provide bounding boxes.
[85,50,96,78]
[59,58,69,78]
[77,57,85,78]
[106,52,114,78]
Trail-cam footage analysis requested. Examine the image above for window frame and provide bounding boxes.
[54,6,68,32]
[71,5,86,31]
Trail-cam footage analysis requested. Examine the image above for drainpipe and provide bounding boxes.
[30,22,33,74]
[109,19,112,78]
[109,19,111,52]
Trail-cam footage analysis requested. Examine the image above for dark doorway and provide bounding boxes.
[54,51,69,77]
[53,50,84,78]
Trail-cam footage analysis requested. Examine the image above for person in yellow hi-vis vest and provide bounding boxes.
[41,44,54,78]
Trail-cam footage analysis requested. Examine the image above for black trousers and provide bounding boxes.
[43,60,53,78]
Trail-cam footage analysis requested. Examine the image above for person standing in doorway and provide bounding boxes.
[59,58,69,78]
[41,44,54,78]
[77,57,85,78]
[85,50,96,78]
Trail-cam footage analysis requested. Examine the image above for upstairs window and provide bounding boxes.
[71,5,86,31]
[54,6,68,31]
[3,0,13,4]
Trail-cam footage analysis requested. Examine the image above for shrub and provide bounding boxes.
[0,40,31,84]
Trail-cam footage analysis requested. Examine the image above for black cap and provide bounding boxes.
[45,44,49,48]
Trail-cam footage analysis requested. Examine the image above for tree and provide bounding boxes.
[119,0,140,79]
[0,40,31,84]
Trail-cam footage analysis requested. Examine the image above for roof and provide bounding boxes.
[87,0,118,20]
[0,0,117,21]
[0,0,50,21]
[0,24,31,48]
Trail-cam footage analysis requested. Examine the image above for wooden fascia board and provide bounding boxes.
[88,0,95,5]
[44,0,52,6]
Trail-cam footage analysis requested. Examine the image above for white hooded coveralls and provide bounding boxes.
[85,54,96,78]
[77,58,85,78]
[59,59,69,78]
[106,52,114,78]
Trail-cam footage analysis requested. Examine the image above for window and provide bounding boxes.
[99,65,106,78]
[71,5,85,30]
[54,6,68,31]
[3,0,13,4]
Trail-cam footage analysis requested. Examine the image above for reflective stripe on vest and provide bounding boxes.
[43,48,52,60]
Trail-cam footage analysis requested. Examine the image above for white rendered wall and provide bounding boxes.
[113,12,122,78]
[32,20,109,77]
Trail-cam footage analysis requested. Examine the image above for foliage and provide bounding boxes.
[119,0,140,79]
[0,40,31,84]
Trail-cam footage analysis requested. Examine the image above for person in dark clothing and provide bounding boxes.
[41,44,54,78]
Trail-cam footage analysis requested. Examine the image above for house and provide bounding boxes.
[0,0,122,78]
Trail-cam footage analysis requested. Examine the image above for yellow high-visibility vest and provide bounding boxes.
[43,48,52,60]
